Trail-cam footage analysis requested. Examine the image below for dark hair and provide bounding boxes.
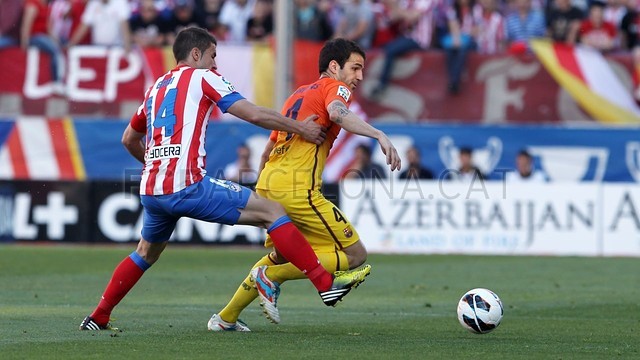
[459,147,473,155]
[454,0,476,24]
[356,144,372,157]
[517,149,532,159]
[407,145,421,155]
[318,38,366,74]
[173,27,217,63]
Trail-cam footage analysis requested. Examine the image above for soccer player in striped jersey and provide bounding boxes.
[79,27,370,331]
[209,38,401,330]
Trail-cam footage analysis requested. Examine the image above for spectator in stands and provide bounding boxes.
[130,0,170,47]
[473,0,505,54]
[344,144,387,179]
[21,0,65,89]
[504,0,546,54]
[448,147,485,181]
[246,0,274,42]
[0,0,23,49]
[442,0,477,94]
[49,0,90,45]
[218,0,256,43]
[370,0,440,98]
[546,0,584,45]
[67,0,132,53]
[294,0,334,42]
[579,0,617,52]
[568,0,590,15]
[621,0,640,50]
[198,0,225,39]
[333,0,376,50]
[505,149,547,182]
[224,144,258,185]
[399,146,434,180]
[166,0,207,45]
[604,0,627,28]
[620,0,639,99]
[49,0,72,44]
[371,0,403,48]
[67,0,91,45]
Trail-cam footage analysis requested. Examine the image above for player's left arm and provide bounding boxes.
[327,99,401,171]
[122,125,146,164]
[122,103,147,164]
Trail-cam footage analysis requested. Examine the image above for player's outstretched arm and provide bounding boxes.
[327,100,401,171]
[227,99,326,144]
[121,124,146,164]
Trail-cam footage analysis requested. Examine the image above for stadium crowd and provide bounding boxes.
[1,0,639,94]
[2,0,639,51]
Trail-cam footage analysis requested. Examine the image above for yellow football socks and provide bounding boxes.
[218,254,275,323]
[218,251,349,323]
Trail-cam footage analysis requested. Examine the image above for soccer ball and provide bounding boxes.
[457,288,503,334]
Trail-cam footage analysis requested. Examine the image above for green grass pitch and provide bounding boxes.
[0,245,638,359]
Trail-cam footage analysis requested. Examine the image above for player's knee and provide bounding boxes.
[265,200,287,221]
[136,239,165,264]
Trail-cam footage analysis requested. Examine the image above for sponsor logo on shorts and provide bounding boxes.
[210,178,242,192]
[147,144,181,160]
[337,85,351,102]
[343,226,353,238]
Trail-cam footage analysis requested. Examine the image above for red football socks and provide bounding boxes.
[268,217,333,292]
[90,254,148,325]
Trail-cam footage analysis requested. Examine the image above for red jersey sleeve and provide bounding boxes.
[130,102,147,133]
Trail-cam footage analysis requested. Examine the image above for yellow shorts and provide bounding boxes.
[257,189,360,252]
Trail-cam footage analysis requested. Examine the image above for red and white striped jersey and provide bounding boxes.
[473,6,505,55]
[401,0,441,49]
[130,64,244,195]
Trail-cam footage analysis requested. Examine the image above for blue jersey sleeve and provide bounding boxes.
[217,92,245,113]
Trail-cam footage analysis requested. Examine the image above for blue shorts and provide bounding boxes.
[140,177,252,243]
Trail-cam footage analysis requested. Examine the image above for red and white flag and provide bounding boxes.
[531,39,640,124]
[0,118,86,180]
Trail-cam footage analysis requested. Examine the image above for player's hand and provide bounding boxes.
[378,135,401,172]
[299,114,326,144]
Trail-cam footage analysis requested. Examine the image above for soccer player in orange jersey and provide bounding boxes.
[208,38,402,331]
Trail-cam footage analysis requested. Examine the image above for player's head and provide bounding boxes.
[355,144,373,163]
[588,0,606,24]
[516,149,533,175]
[319,38,366,90]
[406,146,421,166]
[459,147,473,168]
[173,27,218,70]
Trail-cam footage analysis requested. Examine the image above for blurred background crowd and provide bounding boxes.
[2,0,639,55]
